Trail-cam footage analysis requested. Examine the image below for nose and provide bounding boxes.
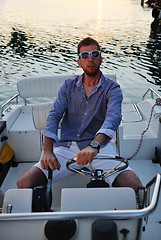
[88,53,93,61]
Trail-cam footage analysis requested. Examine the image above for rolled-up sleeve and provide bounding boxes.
[96,83,123,139]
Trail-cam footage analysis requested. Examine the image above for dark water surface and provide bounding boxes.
[0,0,161,105]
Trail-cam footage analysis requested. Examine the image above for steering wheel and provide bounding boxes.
[66,155,128,188]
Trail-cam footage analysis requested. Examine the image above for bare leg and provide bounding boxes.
[112,170,143,193]
[17,166,47,189]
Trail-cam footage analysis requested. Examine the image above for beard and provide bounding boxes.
[83,65,100,77]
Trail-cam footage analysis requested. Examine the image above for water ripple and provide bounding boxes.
[0,0,161,104]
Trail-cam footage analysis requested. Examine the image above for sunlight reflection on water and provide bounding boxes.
[0,0,161,104]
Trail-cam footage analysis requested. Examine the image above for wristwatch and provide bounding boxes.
[89,141,100,152]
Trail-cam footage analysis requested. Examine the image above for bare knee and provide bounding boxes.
[17,167,47,189]
[113,170,143,193]
[17,176,26,189]
[17,175,31,189]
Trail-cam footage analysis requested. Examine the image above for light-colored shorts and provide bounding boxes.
[34,142,131,187]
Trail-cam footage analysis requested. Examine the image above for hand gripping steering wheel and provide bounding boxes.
[66,155,128,188]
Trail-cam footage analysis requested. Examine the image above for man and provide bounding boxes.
[17,37,142,192]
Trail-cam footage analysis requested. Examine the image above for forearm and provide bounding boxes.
[41,136,60,171]
[43,136,55,153]
[93,133,111,147]
[76,134,111,165]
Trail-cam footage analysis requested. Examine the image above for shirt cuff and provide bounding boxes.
[96,129,115,139]
[41,129,59,142]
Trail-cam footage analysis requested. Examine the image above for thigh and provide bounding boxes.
[90,142,131,186]
[91,159,131,187]
[112,170,142,192]
[17,166,48,189]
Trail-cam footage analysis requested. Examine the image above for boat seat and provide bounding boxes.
[19,74,116,132]
[2,187,137,213]
[17,75,73,99]
[61,187,136,211]
[17,74,116,100]
[2,189,32,213]
[32,102,53,131]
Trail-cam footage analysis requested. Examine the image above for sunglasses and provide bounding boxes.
[79,50,101,60]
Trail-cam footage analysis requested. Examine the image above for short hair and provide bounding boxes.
[77,37,101,55]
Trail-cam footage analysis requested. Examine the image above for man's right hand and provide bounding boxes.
[40,136,61,171]
[40,151,61,171]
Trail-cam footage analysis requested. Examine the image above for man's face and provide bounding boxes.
[77,44,103,77]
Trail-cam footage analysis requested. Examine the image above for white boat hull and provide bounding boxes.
[0,75,161,240]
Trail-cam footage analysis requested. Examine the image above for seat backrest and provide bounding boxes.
[2,189,32,213]
[17,74,116,99]
[17,75,74,99]
[32,102,53,131]
[61,187,136,211]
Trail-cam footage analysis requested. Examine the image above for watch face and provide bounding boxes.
[91,141,99,148]
[90,141,100,152]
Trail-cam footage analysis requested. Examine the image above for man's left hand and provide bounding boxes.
[76,146,98,165]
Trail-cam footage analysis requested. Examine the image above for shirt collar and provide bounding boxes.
[76,72,107,88]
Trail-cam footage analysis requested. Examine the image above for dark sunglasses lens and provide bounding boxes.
[91,51,100,58]
[81,52,89,59]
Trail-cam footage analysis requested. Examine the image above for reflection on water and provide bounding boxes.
[147,37,161,84]
[148,5,161,86]
[8,28,28,56]
[0,0,161,104]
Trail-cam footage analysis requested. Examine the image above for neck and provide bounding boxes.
[83,71,101,86]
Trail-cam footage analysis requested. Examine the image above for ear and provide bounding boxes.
[77,58,82,68]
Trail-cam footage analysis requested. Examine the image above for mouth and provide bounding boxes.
[87,65,95,69]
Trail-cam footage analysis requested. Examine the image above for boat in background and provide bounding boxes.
[0,74,161,240]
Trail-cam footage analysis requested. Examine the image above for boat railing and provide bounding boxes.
[0,173,160,222]
[0,93,19,119]
[142,87,161,100]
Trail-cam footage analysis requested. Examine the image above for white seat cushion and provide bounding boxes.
[61,187,136,211]
[2,189,32,213]
[32,102,53,131]
[17,74,116,99]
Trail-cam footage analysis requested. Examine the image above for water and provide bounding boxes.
[0,0,161,105]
